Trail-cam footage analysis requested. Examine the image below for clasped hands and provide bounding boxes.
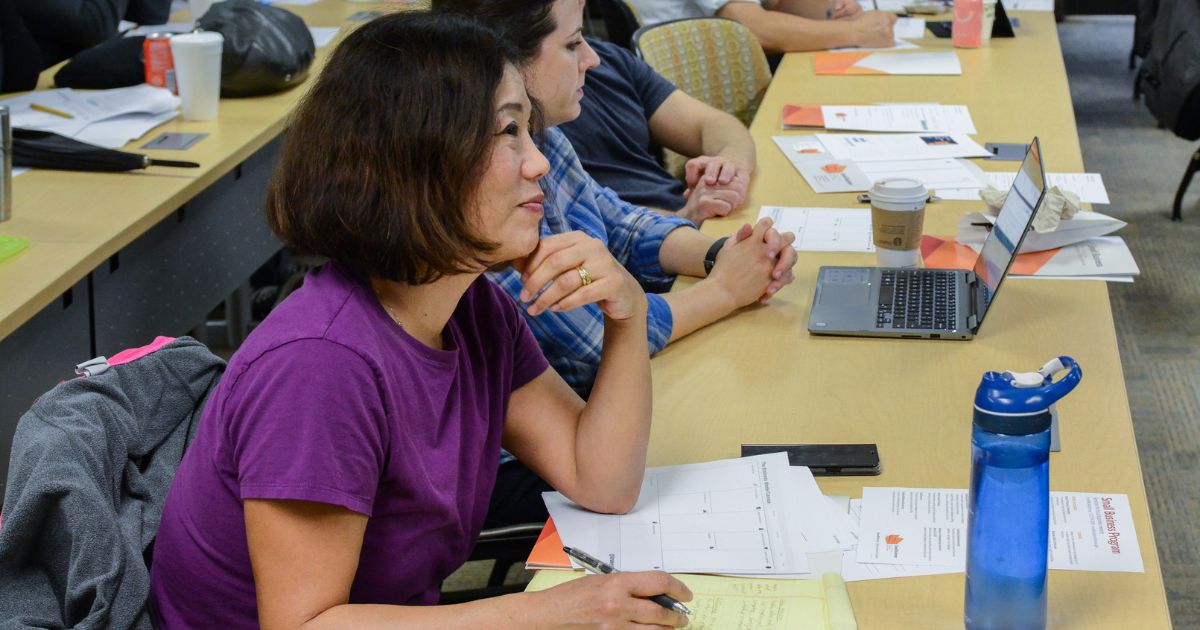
[678,156,751,226]
[514,216,797,321]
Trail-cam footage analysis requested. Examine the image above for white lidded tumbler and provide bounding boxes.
[869,177,927,268]
[170,31,224,122]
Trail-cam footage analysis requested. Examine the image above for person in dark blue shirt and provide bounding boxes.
[558,38,757,227]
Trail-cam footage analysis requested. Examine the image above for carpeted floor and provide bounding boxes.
[1059,15,1200,628]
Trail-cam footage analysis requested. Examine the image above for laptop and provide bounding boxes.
[808,137,1046,340]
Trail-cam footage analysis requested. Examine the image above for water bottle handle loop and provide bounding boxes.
[1038,355,1082,404]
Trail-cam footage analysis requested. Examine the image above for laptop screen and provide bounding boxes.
[971,138,1046,325]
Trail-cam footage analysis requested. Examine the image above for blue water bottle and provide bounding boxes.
[964,356,1082,630]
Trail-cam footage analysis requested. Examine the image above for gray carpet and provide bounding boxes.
[1059,15,1200,628]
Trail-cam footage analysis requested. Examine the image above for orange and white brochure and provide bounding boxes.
[814,51,962,76]
[525,518,573,571]
[771,135,872,193]
[920,235,1140,280]
[782,104,826,129]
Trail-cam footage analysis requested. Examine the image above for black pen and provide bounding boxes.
[562,546,691,616]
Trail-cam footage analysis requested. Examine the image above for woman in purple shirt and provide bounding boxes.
[149,12,690,629]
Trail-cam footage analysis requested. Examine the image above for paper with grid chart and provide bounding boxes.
[758,207,875,253]
[542,453,808,575]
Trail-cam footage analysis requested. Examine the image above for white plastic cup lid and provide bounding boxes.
[170,31,224,50]
[870,178,928,205]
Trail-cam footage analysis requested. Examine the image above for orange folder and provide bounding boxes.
[813,52,886,76]
[781,103,825,128]
[920,235,1060,276]
[524,518,573,570]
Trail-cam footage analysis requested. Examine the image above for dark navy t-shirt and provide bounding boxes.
[560,39,686,211]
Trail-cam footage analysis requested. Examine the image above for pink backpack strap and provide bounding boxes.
[75,336,178,377]
[107,336,177,366]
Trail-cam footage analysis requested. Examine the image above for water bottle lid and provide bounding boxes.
[974,356,1082,435]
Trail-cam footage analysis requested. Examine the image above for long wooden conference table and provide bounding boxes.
[652,12,1171,629]
[0,3,1169,627]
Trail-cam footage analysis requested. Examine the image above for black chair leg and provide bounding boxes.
[1172,147,1200,222]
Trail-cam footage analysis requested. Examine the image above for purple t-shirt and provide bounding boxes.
[150,262,549,628]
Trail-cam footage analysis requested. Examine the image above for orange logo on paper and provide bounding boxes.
[798,148,821,154]
[885,534,903,545]
[821,163,847,174]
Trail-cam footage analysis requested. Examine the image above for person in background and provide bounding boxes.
[149,12,691,629]
[430,0,798,529]
[559,37,757,227]
[626,0,898,53]
[16,0,170,71]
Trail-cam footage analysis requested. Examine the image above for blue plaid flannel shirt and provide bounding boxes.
[488,127,693,405]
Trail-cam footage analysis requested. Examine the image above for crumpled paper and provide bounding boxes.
[979,185,1082,233]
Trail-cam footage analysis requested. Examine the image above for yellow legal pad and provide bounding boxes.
[525,571,858,630]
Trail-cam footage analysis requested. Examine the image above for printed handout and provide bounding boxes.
[816,133,990,162]
[815,51,962,76]
[758,207,875,253]
[543,453,809,575]
[820,104,977,134]
[989,172,1111,204]
[854,487,1145,573]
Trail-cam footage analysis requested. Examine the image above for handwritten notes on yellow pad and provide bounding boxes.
[526,571,857,630]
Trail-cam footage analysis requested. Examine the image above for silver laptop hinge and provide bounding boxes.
[964,271,980,331]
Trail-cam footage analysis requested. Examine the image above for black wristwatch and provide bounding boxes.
[703,237,728,276]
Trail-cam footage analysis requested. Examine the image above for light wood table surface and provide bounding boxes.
[648,13,1171,629]
[0,1,419,343]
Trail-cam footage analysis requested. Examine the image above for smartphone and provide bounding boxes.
[741,443,881,475]
[927,21,952,38]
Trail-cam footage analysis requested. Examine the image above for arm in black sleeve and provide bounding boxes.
[16,0,129,64]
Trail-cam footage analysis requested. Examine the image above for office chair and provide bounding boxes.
[0,337,224,627]
[632,17,771,179]
[586,0,642,50]
[439,522,546,604]
[1172,145,1200,221]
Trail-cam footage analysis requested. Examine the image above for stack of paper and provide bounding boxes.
[526,570,859,629]
[772,134,991,194]
[541,453,814,576]
[1,85,180,149]
[937,171,1112,204]
[957,210,1126,253]
[814,51,962,76]
[783,104,977,134]
[922,234,1140,282]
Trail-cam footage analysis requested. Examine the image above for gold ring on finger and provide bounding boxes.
[577,266,593,287]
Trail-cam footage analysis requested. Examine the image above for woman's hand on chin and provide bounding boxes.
[514,231,647,321]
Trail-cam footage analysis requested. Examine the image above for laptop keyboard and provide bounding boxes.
[876,269,958,330]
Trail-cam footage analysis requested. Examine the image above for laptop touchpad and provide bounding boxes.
[817,268,872,305]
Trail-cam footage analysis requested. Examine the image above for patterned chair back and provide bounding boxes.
[633,17,771,179]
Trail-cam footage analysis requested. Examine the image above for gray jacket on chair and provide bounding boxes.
[0,337,224,630]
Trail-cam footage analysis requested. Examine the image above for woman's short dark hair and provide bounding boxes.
[265,12,521,284]
[430,0,558,64]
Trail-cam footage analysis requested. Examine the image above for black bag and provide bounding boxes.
[1141,0,1200,140]
[13,128,199,172]
[197,0,315,97]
